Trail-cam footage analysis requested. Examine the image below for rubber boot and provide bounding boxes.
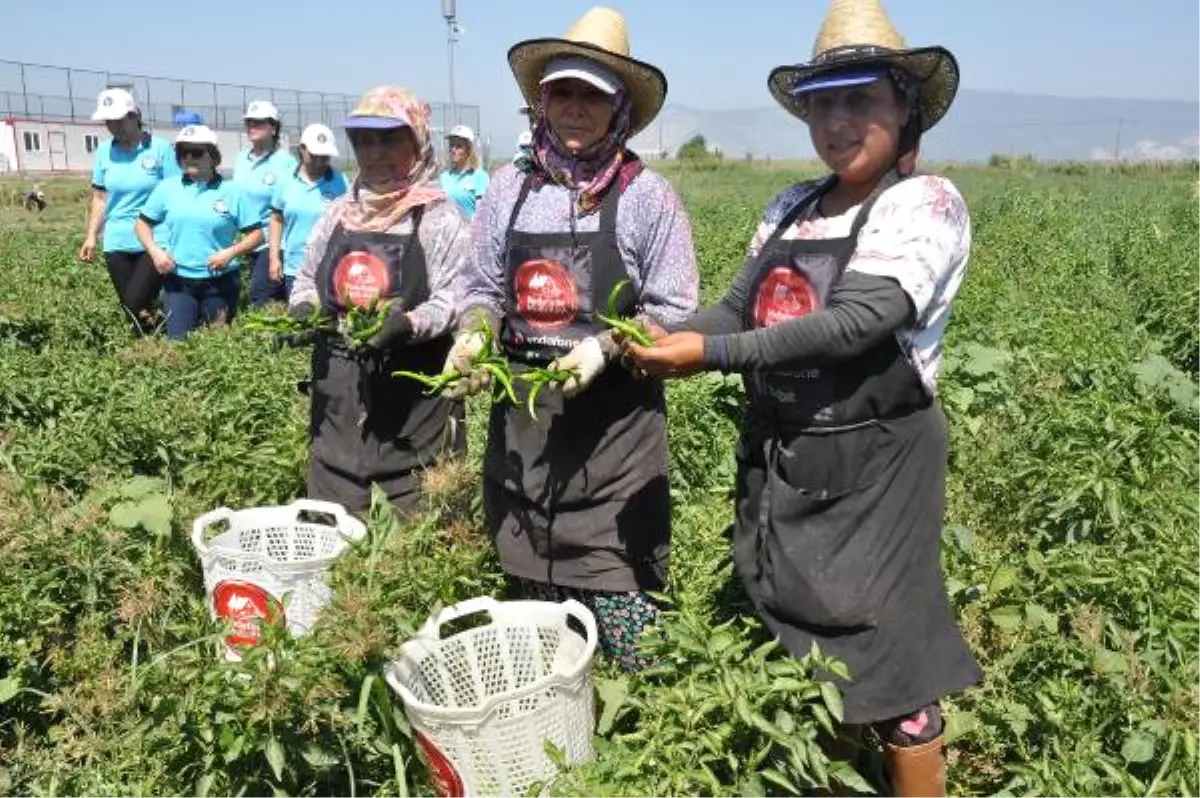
[884,735,946,797]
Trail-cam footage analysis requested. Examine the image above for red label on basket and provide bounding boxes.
[415,730,465,797]
[212,580,284,648]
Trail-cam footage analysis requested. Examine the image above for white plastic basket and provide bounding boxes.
[384,597,599,797]
[191,499,366,658]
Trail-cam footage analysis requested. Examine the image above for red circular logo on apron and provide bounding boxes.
[333,250,391,309]
[514,259,579,330]
[212,580,284,648]
[754,266,819,328]
[415,730,465,797]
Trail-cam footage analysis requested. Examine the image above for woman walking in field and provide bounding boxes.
[438,125,490,220]
[234,100,298,308]
[625,0,981,792]
[268,123,349,301]
[134,125,263,340]
[79,88,180,335]
[287,86,469,517]
[449,6,699,671]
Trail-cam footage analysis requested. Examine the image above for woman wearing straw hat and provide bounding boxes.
[268,123,349,300]
[235,99,299,309]
[287,86,468,517]
[438,125,490,220]
[80,87,180,335]
[449,7,699,671]
[625,0,980,792]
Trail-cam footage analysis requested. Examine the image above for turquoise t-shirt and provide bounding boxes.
[91,134,180,253]
[232,146,298,252]
[269,168,348,276]
[139,176,260,280]
[438,168,490,219]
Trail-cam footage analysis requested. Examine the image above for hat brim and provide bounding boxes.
[304,145,338,157]
[769,45,959,132]
[342,116,410,130]
[508,37,668,138]
[92,109,134,122]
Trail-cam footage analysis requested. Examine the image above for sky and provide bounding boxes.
[3,0,1197,150]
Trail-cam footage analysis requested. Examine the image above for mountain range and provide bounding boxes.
[488,89,1198,164]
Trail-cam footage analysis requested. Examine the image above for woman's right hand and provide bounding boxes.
[78,237,97,263]
[269,253,284,283]
[150,248,175,275]
[442,330,491,398]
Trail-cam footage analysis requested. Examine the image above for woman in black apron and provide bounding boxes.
[625,2,981,794]
[448,8,700,671]
[287,86,468,518]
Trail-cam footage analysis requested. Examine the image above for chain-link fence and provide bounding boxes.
[0,59,484,169]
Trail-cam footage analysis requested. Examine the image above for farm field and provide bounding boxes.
[0,160,1197,797]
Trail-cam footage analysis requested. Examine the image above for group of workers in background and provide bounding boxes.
[77,88,500,339]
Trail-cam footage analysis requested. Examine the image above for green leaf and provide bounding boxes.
[595,676,629,736]
[118,475,166,499]
[830,760,876,794]
[1024,603,1058,634]
[943,711,978,744]
[109,493,172,537]
[0,675,20,704]
[195,772,214,798]
[989,605,1024,630]
[761,768,800,794]
[1121,730,1156,764]
[818,681,844,723]
[300,744,338,769]
[265,736,285,782]
[988,564,1020,596]
[1094,648,1127,674]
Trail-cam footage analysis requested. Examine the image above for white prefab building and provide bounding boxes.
[0,116,287,176]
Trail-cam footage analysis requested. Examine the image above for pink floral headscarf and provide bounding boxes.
[341,86,445,234]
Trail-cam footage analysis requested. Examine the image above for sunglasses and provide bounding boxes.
[178,147,209,159]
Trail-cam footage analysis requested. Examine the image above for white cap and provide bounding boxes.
[92,88,138,121]
[243,100,280,121]
[300,123,338,157]
[176,125,220,146]
[517,130,533,147]
[539,56,623,95]
[446,124,476,144]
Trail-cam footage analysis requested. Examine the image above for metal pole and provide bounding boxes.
[66,67,74,122]
[447,26,457,127]
[20,62,28,117]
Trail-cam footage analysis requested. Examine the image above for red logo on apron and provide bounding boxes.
[333,250,391,309]
[212,580,284,648]
[514,259,579,330]
[415,730,466,797]
[754,266,819,328]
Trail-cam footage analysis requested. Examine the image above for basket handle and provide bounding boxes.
[559,598,600,668]
[416,596,504,640]
[190,507,234,556]
[289,499,367,541]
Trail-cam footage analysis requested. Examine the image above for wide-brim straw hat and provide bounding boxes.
[508,6,667,137]
[768,0,959,132]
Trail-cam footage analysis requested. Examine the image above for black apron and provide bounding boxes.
[732,177,981,724]
[484,176,671,593]
[307,211,465,517]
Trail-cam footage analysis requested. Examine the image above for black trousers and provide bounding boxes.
[104,251,163,335]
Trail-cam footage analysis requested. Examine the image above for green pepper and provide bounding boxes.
[596,278,655,346]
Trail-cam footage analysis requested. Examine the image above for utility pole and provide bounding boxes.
[1113,117,1124,162]
[442,0,462,128]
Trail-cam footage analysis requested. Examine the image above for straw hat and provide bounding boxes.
[508,6,667,137]
[768,0,959,132]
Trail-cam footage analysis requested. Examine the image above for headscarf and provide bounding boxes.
[524,82,634,215]
[341,86,445,234]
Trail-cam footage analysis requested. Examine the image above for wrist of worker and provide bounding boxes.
[703,334,734,373]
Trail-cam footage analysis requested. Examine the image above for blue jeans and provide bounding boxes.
[249,249,288,308]
[162,271,242,340]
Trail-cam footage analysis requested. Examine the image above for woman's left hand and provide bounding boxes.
[624,332,708,380]
[207,248,234,272]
